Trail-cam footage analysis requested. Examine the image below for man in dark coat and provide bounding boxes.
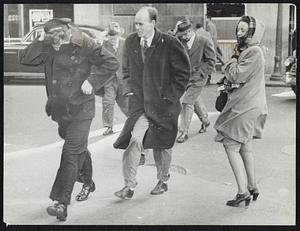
[113,6,191,199]
[19,18,119,221]
[175,19,216,143]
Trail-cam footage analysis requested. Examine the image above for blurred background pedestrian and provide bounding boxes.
[205,13,224,84]
[99,22,129,136]
[175,18,215,143]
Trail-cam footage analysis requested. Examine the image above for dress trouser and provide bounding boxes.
[102,78,129,128]
[49,119,93,206]
[123,114,172,188]
[179,86,209,133]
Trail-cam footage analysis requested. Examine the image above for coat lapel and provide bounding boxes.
[132,34,144,66]
[188,34,200,56]
[144,29,162,63]
[103,41,115,54]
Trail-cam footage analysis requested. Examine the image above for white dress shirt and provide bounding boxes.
[186,32,196,50]
[140,30,155,47]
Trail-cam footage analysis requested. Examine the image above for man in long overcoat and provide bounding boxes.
[19,18,119,221]
[113,6,191,199]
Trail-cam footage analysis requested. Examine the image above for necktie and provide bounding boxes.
[183,42,189,51]
[141,40,149,62]
[143,40,148,54]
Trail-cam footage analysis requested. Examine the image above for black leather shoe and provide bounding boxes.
[248,187,259,201]
[176,133,188,143]
[114,186,134,199]
[226,193,251,208]
[139,154,146,166]
[150,180,168,195]
[199,121,210,133]
[103,127,113,136]
[47,203,67,221]
[75,181,96,201]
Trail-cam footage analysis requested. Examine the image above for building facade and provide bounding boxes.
[4,3,296,75]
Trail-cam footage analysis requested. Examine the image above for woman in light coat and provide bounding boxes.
[214,16,267,207]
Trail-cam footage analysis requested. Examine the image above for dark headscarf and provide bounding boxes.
[236,16,256,50]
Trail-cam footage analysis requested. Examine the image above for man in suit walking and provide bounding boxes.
[205,14,224,84]
[113,6,190,199]
[175,18,216,143]
[100,22,129,136]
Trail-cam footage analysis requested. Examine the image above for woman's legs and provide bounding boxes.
[239,139,257,190]
[223,138,248,194]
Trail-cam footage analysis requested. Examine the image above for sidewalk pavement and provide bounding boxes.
[211,72,288,88]
[4,110,295,225]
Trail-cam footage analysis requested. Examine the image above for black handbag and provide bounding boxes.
[215,91,228,112]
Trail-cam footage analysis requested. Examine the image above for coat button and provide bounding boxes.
[71,56,75,60]
[52,80,57,84]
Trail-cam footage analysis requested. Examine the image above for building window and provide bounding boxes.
[6,4,21,38]
[206,3,246,41]
[207,3,245,18]
[113,4,149,16]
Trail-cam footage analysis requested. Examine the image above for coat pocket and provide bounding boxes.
[67,103,83,115]
[50,97,72,121]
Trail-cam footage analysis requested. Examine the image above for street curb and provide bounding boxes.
[265,81,289,87]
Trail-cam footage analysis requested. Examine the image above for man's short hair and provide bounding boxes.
[139,6,158,23]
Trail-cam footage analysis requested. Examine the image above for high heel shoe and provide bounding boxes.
[248,188,259,201]
[226,193,251,208]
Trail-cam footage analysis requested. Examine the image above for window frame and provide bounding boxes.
[204,3,247,43]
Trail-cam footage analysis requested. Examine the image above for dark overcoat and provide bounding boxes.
[113,29,191,150]
[20,32,119,123]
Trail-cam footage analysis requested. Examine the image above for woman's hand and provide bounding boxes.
[231,45,240,59]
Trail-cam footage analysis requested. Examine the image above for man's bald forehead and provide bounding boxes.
[136,6,157,23]
[135,8,150,21]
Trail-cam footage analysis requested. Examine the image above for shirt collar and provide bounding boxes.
[112,39,119,50]
[140,29,155,47]
[186,32,196,50]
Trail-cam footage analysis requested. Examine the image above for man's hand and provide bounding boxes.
[81,80,93,95]
[38,30,45,41]
[125,92,134,97]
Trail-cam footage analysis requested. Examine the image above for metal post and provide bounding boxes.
[4,4,9,37]
[270,4,283,80]
[18,4,24,38]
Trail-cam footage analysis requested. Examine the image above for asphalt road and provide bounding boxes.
[3,81,296,225]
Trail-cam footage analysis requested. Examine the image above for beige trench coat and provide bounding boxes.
[214,20,268,144]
